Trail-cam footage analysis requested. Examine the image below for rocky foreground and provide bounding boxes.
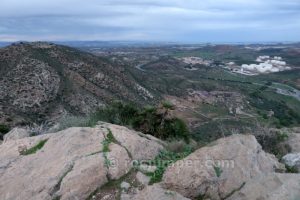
[1,123,300,200]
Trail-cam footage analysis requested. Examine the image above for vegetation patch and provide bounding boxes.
[146,146,193,184]
[52,116,92,132]
[102,128,116,153]
[52,196,61,200]
[213,166,223,177]
[249,90,300,127]
[102,128,117,168]
[194,118,257,143]
[285,165,299,173]
[55,101,190,142]
[0,124,10,140]
[196,194,209,200]
[92,101,190,141]
[256,131,290,159]
[20,139,48,155]
[103,153,111,168]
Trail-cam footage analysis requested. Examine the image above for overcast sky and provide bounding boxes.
[0,0,299,43]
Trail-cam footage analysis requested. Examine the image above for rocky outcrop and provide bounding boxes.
[162,134,284,199]
[3,127,30,142]
[227,173,300,200]
[2,124,299,200]
[0,123,164,200]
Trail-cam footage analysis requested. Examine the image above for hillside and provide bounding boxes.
[122,49,300,142]
[0,42,156,126]
[1,42,300,142]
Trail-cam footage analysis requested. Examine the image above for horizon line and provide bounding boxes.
[0,40,299,45]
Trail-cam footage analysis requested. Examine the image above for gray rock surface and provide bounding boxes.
[129,184,190,200]
[136,171,151,185]
[3,127,30,142]
[162,134,284,199]
[227,173,300,200]
[282,153,300,172]
[0,123,164,200]
[139,164,157,173]
[100,123,165,160]
[120,182,131,191]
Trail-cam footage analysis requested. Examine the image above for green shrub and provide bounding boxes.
[95,101,190,141]
[262,113,268,119]
[256,131,290,159]
[162,101,175,110]
[285,165,299,173]
[276,131,288,142]
[161,118,189,142]
[102,128,117,152]
[55,101,190,141]
[0,124,10,133]
[214,166,223,177]
[166,139,190,153]
[196,194,207,200]
[91,102,139,126]
[0,124,10,140]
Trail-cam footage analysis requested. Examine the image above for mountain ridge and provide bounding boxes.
[0,42,157,126]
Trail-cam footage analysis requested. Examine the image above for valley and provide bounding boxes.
[82,42,300,142]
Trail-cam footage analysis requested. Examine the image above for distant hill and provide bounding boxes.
[0,42,11,47]
[0,42,156,126]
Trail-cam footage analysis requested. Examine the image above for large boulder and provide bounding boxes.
[162,134,284,199]
[282,153,300,172]
[227,173,300,200]
[3,127,30,142]
[0,123,164,200]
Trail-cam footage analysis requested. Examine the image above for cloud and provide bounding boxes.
[0,0,299,42]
